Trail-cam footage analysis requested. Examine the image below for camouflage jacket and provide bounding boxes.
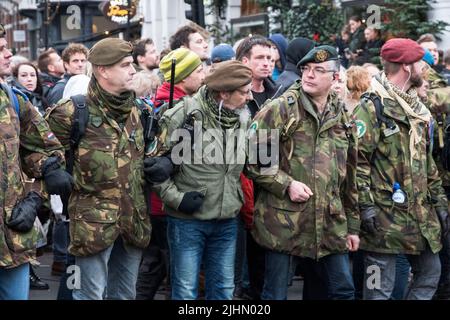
[246,82,359,259]
[150,86,246,220]
[354,74,446,255]
[1,85,65,268]
[45,91,151,257]
[426,68,450,187]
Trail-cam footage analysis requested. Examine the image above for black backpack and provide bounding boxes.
[65,95,158,174]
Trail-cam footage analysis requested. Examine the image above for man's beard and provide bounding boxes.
[231,105,251,124]
[410,71,423,88]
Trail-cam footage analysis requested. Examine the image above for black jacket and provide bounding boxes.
[248,77,282,118]
[47,74,71,106]
[276,62,300,95]
[40,72,62,98]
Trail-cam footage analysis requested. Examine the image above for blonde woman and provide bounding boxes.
[346,66,371,115]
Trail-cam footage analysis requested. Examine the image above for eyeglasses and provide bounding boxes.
[300,65,336,76]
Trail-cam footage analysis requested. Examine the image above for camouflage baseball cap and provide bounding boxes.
[0,24,5,38]
[297,45,338,67]
[88,38,133,66]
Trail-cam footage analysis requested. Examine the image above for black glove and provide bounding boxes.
[7,192,42,232]
[361,207,381,235]
[143,156,174,184]
[42,157,74,197]
[437,209,450,236]
[178,191,204,214]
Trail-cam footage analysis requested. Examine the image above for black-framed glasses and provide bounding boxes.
[300,65,336,76]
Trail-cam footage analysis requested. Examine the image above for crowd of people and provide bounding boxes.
[1,15,450,301]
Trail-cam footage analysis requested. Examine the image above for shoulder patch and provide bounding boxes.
[287,95,295,105]
[249,121,258,131]
[148,139,158,155]
[91,116,102,128]
[355,119,366,138]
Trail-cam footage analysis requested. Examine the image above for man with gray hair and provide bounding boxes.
[247,45,360,300]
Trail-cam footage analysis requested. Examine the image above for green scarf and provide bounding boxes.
[89,76,135,126]
[201,87,240,130]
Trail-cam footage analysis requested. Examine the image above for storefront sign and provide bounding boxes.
[102,0,137,24]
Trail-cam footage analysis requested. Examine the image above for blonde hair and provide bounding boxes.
[132,71,161,97]
[346,66,371,100]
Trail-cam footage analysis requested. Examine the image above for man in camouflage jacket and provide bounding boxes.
[422,64,450,300]
[247,46,360,300]
[45,38,152,300]
[0,24,69,300]
[354,38,448,300]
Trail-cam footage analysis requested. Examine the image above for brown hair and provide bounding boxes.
[37,48,57,74]
[235,35,272,61]
[169,25,198,50]
[13,62,44,95]
[132,38,154,64]
[346,66,371,100]
[381,59,402,76]
[417,33,436,44]
[61,43,88,64]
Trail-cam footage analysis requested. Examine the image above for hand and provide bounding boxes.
[437,209,450,236]
[7,191,42,232]
[360,207,381,235]
[287,181,313,203]
[346,234,360,251]
[143,156,174,184]
[42,157,74,197]
[178,191,204,214]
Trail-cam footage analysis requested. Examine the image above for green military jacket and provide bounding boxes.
[1,87,65,268]
[354,75,446,255]
[151,86,246,220]
[46,93,151,257]
[426,68,450,187]
[246,82,359,259]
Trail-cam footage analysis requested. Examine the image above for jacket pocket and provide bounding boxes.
[328,194,346,224]
[77,138,118,186]
[70,196,119,253]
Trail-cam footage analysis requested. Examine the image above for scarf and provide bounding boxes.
[371,73,431,165]
[88,76,135,127]
[202,87,241,130]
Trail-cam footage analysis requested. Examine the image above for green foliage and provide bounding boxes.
[256,0,448,42]
[256,0,344,44]
[379,0,448,40]
[206,0,231,44]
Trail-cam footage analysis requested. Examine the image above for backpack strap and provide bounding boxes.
[0,83,25,117]
[279,89,300,160]
[67,94,89,175]
[361,92,396,130]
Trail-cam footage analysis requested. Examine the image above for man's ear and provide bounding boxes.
[136,55,144,65]
[241,56,249,65]
[96,66,108,79]
[333,72,339,81]
[219,91,230,101]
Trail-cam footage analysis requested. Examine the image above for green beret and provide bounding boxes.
[297,45,338,67]
[0,24,5,38]
[204,60,252,92]
[88,38,133,66]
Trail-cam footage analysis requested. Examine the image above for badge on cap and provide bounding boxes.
[314,50,329,63]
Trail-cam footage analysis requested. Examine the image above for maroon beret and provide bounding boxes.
[381,38,425,64]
